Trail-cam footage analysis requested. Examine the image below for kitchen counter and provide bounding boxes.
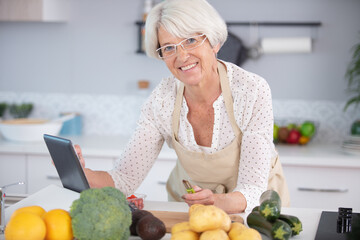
[2,185,324,240]
[1,135,360,208]
[0,135,359,166]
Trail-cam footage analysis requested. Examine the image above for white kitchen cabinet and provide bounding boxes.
[0,153,27,195]
[0,151,116,195]
[0,0,68,22]
[136,159,176,201]
[27,154,62,194]
[27,154,115,194]
[83,156,115,171]
[283,164,360,210]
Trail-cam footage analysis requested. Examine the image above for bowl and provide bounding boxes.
[0,118,63,142]
[127,193,146,210]
[274,119,319,145]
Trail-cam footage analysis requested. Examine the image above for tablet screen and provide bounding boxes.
[43,134,90,193]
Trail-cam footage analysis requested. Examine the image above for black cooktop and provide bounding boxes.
[315,210,360,240]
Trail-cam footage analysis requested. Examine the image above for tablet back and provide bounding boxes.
[43,134,90,193]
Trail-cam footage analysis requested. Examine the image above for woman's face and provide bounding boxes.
[157,26,220,86]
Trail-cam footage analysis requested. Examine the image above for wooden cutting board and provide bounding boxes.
[149,210,244,233]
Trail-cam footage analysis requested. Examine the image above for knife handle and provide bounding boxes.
[183,180,195,194]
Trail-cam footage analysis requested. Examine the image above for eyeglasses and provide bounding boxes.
[156,34,207,59]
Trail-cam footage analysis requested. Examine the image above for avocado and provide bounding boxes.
[130,210,153,235]
[136,214,166,240]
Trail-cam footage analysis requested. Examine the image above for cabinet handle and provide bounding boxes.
[157,181,167,185]
[298,187,348,193]
[46,176,60,180]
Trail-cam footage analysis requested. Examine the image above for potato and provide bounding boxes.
[171,221,191,234]
[171,230,199,240]
[189,205,231,232]
[228,222,248,240]
[235,228,262,240]
[199,229,229,240]
[219,208,232,232]
[189,204,205,216]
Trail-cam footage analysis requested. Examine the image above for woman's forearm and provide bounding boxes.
[83,168,115,188]
[213,191,247,214]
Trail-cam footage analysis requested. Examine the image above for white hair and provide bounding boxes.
[144,0,228,59]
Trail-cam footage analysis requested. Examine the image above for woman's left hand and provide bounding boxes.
[182,185,215,206]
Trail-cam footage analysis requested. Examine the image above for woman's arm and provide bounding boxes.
[183,186,247,214]
[233,74,275,212]
[73,91,167,195]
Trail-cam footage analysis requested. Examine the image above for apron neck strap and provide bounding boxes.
[217,61,241,136]
[172,83,184,140]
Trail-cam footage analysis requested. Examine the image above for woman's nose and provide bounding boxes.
[176,46,190,60]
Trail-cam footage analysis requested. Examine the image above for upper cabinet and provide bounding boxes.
[0,0,68,22]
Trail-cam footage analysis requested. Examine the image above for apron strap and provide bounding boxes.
[172,82,185,140]
[217,61,242,137]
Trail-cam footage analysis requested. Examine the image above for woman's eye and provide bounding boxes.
[186,38,197,45]
[163,45,175,52]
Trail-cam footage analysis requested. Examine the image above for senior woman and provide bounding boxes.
[77,0,289,213]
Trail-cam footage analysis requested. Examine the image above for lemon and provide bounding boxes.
[43,209,73,240]
[5,212,46,240]
[12,205,46,219]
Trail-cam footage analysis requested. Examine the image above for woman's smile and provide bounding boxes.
[180,62,198,71]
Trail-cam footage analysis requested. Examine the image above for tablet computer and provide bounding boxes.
[43,134,90,193]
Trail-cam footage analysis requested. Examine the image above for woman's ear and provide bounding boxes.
[213,43,221,54]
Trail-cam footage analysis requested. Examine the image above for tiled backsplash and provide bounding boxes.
[0,91,359,144]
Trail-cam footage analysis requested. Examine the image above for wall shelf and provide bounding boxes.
[135,21,322,54]
[226,21,322,27]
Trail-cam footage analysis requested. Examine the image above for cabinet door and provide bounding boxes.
[27,155,62,194]
[136,159,176,201]
[0,0,68,22]
[0,154,27,195]
[84,156,114,171]
[283,165,360,210]
[27,155,115,194]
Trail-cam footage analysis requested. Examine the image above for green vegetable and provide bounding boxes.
[279,214,303,236]
[0,103,6,117]
[259,190,282,221]
[70,187,132,240]
[300,121,316,137]
[252,205,303,236]
[252,206,260,212]
[351,120,360,135]
[247,211,292,240]
[9,103,33,118]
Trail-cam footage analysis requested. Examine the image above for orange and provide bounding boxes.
[43,209,73,240]
[299,136,310,145]
[5,212,46,240]
[12,205,46,219]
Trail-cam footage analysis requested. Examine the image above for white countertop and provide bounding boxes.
[0,135,359,167]
[2,185,324,240]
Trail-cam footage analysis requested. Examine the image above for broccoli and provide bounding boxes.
[70,187,132,240]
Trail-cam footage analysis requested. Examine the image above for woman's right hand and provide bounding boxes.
[74,144,85,168]
[73,144,115,189]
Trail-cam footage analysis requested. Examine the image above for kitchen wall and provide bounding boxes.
[0,0,360,143]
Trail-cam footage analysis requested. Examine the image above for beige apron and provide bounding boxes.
[166,61,290,207]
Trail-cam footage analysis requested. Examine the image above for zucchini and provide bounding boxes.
[259,190,281,221]
[279,214,303,236]
[247,211,292,240]
[252,206,260,212]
